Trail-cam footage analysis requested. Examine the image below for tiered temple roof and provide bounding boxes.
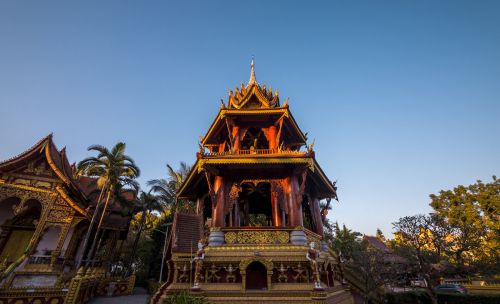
[0,134,132,229]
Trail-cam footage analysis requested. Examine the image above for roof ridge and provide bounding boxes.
[0,133,53,166]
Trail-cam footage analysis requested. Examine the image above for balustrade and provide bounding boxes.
[202,148,306,157]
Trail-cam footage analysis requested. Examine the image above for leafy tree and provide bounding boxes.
[326,222,397,304]
[331,222,363,260]
[429,176,499,269]
[392,214,448,304]
[376,228,386,242]
[127,190,164,275]
[347,241,397,304]
[149,212,174,282]
[75,142,140,268]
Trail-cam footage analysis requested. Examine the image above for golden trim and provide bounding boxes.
[177,159,200,198]
[45,144,71,185]
[0,180,56,195]
[205,245,306,251]
[312,160,337,194]
[199,157,314,166]
[55,187,88,217]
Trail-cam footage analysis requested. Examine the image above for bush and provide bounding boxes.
[437,293,500,304]
[162,291,206,304]
[385,290,432,304]
[147,279,161,295]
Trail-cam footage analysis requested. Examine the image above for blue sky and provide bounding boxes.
[1,1,499,236]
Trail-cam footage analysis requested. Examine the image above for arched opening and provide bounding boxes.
[241,128,269,150]
[246,261,267,290]
[0,199,42,264]
[240,182,272,226]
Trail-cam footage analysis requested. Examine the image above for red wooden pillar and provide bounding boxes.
[268,126,277,150]
[232,126,240,151]
[212,176,226,227]
[309,194,324,236]
[285,176,303,227]
[271,192,282,227]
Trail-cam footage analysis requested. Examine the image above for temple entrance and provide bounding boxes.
[240,182,272,226]
[245,261,267,290]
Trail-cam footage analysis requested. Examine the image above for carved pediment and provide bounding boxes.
[23,161,50,176]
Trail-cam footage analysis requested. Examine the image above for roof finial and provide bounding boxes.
[248,56,257,86]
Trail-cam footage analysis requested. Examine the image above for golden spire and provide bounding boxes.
[247,57,257,86]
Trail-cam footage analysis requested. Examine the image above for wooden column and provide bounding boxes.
[283,178,295,227]
[270,190,281,227]
[196,196,203,215]
[309,194,324,237]
[212,177,226,227]
[232,126,241,152]
[267,126,277,150]
[286,176,303,227]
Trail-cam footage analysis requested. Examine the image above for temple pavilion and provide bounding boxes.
[152,62,354,304]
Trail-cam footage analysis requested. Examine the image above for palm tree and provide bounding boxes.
[75,142,140,268]
[126,190,164,275]
[148,162,192,213]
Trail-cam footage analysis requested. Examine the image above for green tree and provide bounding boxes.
[392,214,446,304]
[331,222,363,260]
[429,176,499,268]
[376,228,386,242]
[76,142,140,268]
[127,190,164,275]
[347,241,396,304]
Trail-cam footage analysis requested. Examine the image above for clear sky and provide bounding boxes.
[1,1,499,237]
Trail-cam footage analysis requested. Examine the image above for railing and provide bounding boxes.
[441,278,500,286]
[202,148,307,157]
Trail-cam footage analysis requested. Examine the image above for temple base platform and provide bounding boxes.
[152,227,354,304]
[159,284,353,304]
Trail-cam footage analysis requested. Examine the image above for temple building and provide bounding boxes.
[153,62,354,303]
[0,135,134,303]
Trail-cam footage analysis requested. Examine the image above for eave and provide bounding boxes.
[177,155,336,200]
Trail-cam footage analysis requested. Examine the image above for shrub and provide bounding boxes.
[437,293,500,304]
[162,291,206,304]
[147,279,161,295]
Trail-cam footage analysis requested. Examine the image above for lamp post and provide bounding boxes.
[156,222,172,283]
